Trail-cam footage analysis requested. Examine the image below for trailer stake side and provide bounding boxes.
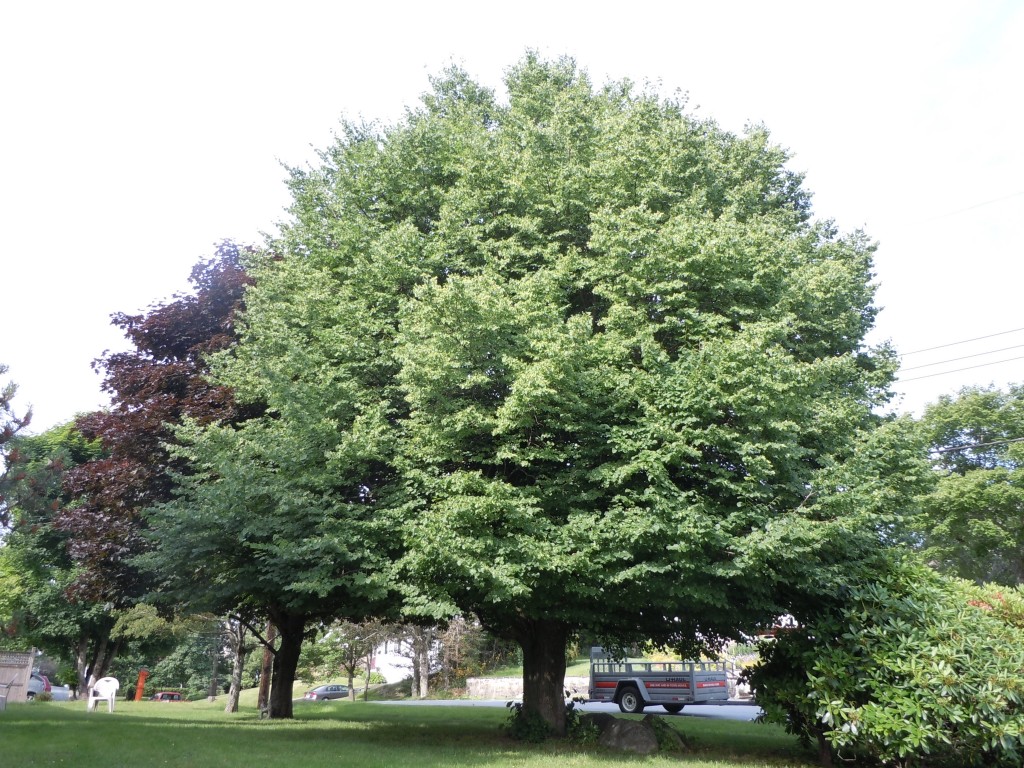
[588,646,731,714]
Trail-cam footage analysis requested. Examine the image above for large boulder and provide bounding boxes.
[597,717,660,755]
[577,712,689,755]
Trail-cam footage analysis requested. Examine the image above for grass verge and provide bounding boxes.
[1,697,815,767]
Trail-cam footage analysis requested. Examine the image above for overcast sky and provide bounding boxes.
[3,1,1022,433]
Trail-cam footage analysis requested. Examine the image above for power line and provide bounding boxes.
[923,190,1024,222]
[932,436,1024,454]
[900,355,1024,383]
[901,343,1024,372]
[900,327,1024,358]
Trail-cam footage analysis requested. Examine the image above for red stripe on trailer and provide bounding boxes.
[696,681,727,688]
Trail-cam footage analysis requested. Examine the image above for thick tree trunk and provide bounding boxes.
[515,619,569,737]
[268,610,305,719]
[816,731,834,768]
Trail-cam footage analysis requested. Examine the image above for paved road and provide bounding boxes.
[370,699,761,721]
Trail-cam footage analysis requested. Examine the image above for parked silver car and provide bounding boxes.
[26,673,50,700]
[303,684,349,701]
[49,685,72,701]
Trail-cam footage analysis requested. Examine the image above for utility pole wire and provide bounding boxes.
[900,355,1024,383]
[922,190,1024,222]
[901,343,1024,372]
[900,327,1024,358]
[932,437,1024,454]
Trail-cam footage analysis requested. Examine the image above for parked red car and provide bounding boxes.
[150,691,184,702]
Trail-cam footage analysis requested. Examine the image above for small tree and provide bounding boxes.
[298,619,388,695]
[0,422,124,689]
[0,363,31,528]
[916,384,1024,585]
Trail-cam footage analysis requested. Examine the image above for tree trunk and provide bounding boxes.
[257,621,275,713]
[412,626,432,698]
[515,619,569,737]
[268,610,305,719]
[343,645,358,701]
[225,620,247,713]
[85,633,108,693]
[74,635,89,699]
[85,634,120,695]
[816,730,834,768]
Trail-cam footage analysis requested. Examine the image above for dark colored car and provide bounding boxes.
[150,691,184,702]
[303,684,348,701]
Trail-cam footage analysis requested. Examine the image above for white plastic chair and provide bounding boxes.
[87,676,120,712]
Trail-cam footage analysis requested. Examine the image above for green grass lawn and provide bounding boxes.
[1,696,815,768]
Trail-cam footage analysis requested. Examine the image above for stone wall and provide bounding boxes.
[466,675,589,700]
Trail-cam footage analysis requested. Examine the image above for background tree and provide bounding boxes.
[223,616,256,713]
[0,422,120,692]
[144,244,407,718]
[916,384,1024,585]
[297,619,390,697]
[0,363,32,527]
[57,242,253,608]
[143,620,227,700]
[188,54,905,734]
[2,251,268,697]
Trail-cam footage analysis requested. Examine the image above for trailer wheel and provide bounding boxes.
[663,704,684,714]
[617,685,644,714]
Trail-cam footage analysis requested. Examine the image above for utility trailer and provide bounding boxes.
[588,646,731,714]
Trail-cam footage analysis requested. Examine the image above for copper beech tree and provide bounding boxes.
[52,243,252,688]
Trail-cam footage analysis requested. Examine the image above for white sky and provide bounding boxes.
[3,1,1022,433]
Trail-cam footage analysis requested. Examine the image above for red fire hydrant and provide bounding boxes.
[134,668,150,702]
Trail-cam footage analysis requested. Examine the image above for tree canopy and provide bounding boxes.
[0,363,32,528]
[155,54,901,731]
[0,421,121,692]
[917,383,1024,585]
[57,242,252,604]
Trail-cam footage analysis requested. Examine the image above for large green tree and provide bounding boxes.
[917,384,1024,585]
[145,252,403,718]
[171,55,901,732]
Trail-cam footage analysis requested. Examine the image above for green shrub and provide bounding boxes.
[503,695,587,743]
[748,559,1024,767]
[502,701,553,742]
